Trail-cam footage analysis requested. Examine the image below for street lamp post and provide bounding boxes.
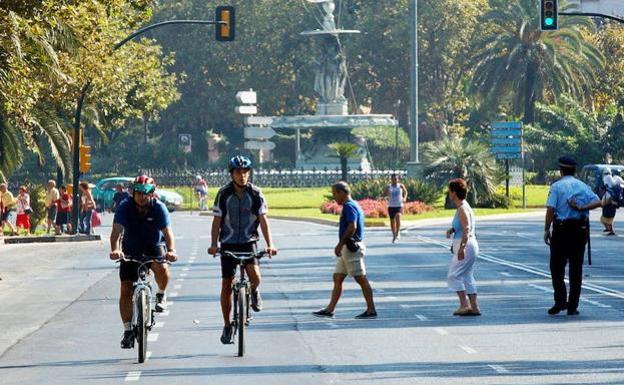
[70,18,227,233]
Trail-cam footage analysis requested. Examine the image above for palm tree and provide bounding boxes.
[470,0,604,124]
[422,136,502,206]
[328,142,359,182]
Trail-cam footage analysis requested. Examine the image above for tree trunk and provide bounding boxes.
[523,61,538,124]
[340,157,348,182]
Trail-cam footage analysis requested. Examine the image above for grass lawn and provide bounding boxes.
[165,185,546,226]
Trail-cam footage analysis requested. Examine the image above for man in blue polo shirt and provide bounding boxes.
[313,181,377,319]
[109,175,178,349]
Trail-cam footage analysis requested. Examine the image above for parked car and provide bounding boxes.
[92,177,184,212]
[579,164,624,194]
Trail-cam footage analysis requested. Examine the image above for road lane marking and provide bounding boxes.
[415,235,624,301]
[180,273,188,277]
[415,314,428,321]
[174,284,182,290]
[176,278,185,282]
[400,304,419,309]
[125,371,141,381]
[146,351,152,360]
[386,296,398,300]
[530,284,611,307]
[488,364,509,374]
[160,311,170,317]
[182,267,189,272]
[169,292,179,298]
[191,253,198,256]
[147,333,159,342]
[500,272,512,277]
[154,322,165,328]
[459,345,477,354]
[528,284,552,293]
[434,328,449,335]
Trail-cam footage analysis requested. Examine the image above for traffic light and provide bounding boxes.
[541,0,558,31]
[215,6,235,41]
[79,145,92,173]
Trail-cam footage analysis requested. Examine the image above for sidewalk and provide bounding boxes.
[1,233,101,245]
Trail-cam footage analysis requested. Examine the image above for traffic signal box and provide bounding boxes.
[216,6,235,41]
[79,145,92,173]
[541,0,558,31]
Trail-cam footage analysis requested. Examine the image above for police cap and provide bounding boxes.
[558,156,577,168]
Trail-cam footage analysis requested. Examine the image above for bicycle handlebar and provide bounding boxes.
[216,250,270,260]
[116,256,172,265]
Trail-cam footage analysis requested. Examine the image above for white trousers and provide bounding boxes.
[447,238,479,294]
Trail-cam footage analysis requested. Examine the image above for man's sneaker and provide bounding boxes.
[355,310,378,319]
[251,290,263,312]
[120,330,134,349]
[220,325,234,344]
[155,293,167,312]
[312,309,334,318]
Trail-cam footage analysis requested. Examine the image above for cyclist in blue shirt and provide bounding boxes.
[109,175,178,349]
[208,156,278,344]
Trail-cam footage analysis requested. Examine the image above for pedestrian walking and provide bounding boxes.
[55,185,72,234]
[544,156,601,316]
[111,183,129,212]
[383,173,407,243]
[79,181,95,234]
[445,178,481,316]
[15,186,32,234]
[313,181,377,319]
[45,180,60,233]
[0,183,18,236]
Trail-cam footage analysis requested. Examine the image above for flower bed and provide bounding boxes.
[320,199,433,218]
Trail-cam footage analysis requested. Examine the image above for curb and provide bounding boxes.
[3,234,102,245]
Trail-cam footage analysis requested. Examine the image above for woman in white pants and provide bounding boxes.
[445,178,481,316]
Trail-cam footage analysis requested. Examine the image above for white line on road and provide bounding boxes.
[416,235,624,301]
[500,272,512,277]
[174,284,182,290]
[160,311,170,317]
[125,371,141,381]
[415,314,428,321]
[182,267,189,272]
[146,351,152,360]
[386,296,399,300]
[147,333,159,342]
[488,364,509,374]
[528,284,552,293]
[459,345,477,354]
[434,328,449,336]
[180,273,188,277]
[400,304,419,309]
[154,322,165,328]
[169,292,179,298]
[176,278,185,282]
[581,298,611,308]
[191,253,197,256]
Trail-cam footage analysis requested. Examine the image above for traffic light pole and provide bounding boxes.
[559,12,624,24]
[70,19,224,233]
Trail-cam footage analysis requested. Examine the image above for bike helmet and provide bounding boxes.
[196,175,202,180]
[228,155,252,172]
[132,175,156,194]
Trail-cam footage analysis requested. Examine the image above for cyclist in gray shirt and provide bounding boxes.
[208,156,278,344]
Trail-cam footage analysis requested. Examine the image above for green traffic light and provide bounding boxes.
[544,17,554,26]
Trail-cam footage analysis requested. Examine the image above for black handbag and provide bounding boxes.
[346,236,361,252]
[24,208,33,215]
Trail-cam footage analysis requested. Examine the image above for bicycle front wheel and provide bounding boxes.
[136,289,149,363]
[237,286,246,357]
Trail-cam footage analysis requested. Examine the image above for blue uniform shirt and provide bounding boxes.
[546,176,599,220]
[339,200,364,241]
[114,198,171,256]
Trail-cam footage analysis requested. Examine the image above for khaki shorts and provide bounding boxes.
[334,244,366,277]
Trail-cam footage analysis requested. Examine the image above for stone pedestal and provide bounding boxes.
[406,162,424,179]
[317,101,348,116]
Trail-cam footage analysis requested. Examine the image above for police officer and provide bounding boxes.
[544,156,601,316]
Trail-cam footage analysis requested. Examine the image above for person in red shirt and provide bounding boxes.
[55,185,73,235]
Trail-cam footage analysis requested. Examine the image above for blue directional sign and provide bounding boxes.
[491,137,522,145]
[491,129,522,137]
[496,153,523,160]
[492,146,523,154]
[491,121,523,129]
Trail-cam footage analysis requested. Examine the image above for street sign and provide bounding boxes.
[491,128,522,137]
[244,127,276,140]
[236,90,257,104]
[492,146,522,154]
[496,153,523,160]
[491,121,523,129]
[245,116,274,126]
[244,140,276,150]
[491,137,522,145]
[235,105,258,115]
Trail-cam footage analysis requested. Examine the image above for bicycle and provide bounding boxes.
[116,256,170,363]
[217,250,269,357]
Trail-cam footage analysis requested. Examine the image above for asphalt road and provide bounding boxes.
[1,210,624,384]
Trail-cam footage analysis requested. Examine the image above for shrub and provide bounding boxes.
[350,177,441,205]
[321,199,434,218]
